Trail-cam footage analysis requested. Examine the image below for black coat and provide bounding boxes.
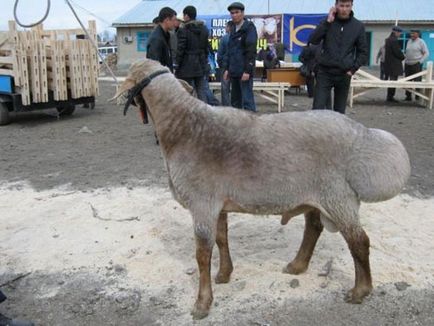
[308,12,368,75]
[175,20,209,79]
[384,33,405,76]
[298,43,322,75]
[146,25,173,72]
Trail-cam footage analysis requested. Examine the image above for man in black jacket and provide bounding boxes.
[309,0,367,114]
[222,2,258,112]
[146,7,177,72]
[384,26,405,102]
[176,6,209,102]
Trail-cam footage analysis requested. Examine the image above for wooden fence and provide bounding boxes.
[349,62,434,109]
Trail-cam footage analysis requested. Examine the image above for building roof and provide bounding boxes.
[113,0,434,26]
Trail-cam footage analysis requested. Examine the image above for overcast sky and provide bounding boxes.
[0,0,142,33]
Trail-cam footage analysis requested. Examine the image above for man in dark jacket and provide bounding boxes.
[309,0,368,114]
[146,7,177,72]
[217,21,232,106]
[384,26,405,102]
[222,2,258,112]
[176,6,209,102]
[299,43,321,98]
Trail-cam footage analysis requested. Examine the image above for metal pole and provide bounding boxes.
[268,0,270,14]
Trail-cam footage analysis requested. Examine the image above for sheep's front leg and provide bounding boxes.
[283,209,323,274]
[215,212,233,284]
[191,224,215,320]
[341,225,373,303]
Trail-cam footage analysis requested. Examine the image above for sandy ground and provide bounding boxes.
[1,78,434,325]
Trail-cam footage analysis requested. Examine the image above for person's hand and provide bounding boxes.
[327,6,336,23]
[223,70,229,81]
[346,71,353,76]
[241,72,250,81]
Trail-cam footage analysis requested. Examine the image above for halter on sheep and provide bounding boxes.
[114,58,411,320]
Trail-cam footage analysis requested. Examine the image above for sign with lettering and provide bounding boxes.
[198,14,282,51]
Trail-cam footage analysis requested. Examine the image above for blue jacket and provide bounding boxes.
[222,20,258,78]
[217,33,230,68]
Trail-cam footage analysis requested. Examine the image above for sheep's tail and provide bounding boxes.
[347,128,411,203]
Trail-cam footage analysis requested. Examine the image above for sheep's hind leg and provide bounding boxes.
[341,225,373,304]
[215,212,233,284]
[283,209,323,275]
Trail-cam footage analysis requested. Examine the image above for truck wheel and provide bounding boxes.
[57,104,75,116]
[0,103,11,125]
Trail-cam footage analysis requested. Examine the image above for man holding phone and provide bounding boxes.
[308,0,368,114]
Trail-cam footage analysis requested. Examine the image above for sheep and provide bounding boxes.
[113,58,411,320]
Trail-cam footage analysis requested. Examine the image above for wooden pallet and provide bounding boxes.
[0,20,99,105]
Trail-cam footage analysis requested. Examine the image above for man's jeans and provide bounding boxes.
[313,70,351,114]
[221,78,231,106]
[184,76,207,103]
[230,76,256,112]
[204,76,220,106]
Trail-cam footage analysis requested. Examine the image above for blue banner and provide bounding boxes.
[282,14,327,55]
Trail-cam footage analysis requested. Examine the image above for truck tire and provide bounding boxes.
[57,104,75,116]
[0,103,11,125]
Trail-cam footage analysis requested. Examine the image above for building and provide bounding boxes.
[112,0,434,69]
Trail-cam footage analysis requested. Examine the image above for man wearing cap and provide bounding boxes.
[169,14,183,72]
[146,7,177,72]
[308,0,368,114]
[217,21,233,106]
[222,2,258,112]
[175,6,209,102]
[404,30,429,101]
[384,26,405,103]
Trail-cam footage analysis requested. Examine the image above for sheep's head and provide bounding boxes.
[111,58,193,101]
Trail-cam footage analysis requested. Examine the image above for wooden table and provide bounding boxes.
[267,68,306,88]
[208,81,291,112]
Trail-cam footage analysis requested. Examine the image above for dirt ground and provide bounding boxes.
[1,79,434,326]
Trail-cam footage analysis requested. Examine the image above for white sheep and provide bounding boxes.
[114,58,411,320]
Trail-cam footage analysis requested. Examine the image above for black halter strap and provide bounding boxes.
[123,69,169,123]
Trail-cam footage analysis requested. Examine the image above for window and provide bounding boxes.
[137,31,150,52]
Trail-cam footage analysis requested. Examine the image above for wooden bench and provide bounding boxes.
[208,81,291,112]
[349,62,434,109]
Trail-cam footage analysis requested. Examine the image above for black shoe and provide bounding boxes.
[0,313,34,326]
[387,98,399,103]
[404,97,412,101]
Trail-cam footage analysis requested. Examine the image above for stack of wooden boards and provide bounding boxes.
[0,21,99,105]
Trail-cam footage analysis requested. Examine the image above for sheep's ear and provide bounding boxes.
[109,78,136,102]
[177,78,194,95]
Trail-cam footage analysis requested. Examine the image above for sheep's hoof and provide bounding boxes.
[191,302,210,320]
[344,286,372,304]
[282,262,308,275]
[215,272,231,284]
